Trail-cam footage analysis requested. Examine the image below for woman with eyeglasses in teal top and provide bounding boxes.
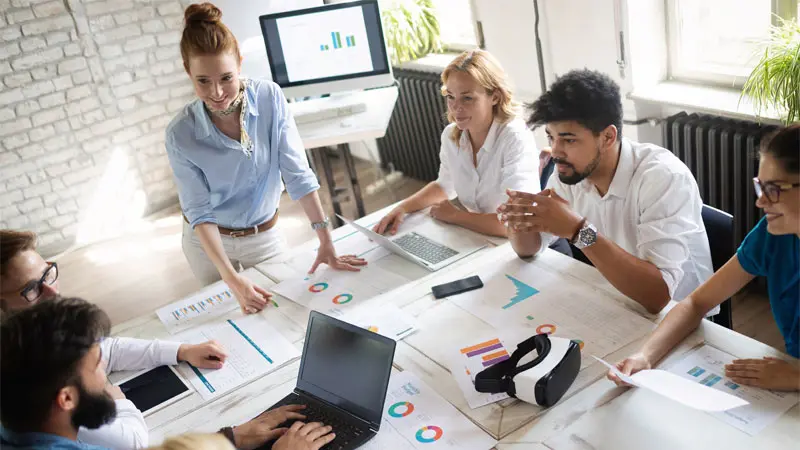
[609,124,800,392]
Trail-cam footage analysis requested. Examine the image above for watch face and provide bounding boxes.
[579,226,596,246]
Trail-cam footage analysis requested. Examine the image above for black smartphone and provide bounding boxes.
[431,275,483,299]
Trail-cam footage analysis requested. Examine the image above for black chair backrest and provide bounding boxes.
[701,205,735,269]
[540,157,555,190]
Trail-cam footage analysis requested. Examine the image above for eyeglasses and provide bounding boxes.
[19,262,58,303]
[753,178,800,203]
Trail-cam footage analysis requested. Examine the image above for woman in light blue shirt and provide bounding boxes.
[167,4,365,314]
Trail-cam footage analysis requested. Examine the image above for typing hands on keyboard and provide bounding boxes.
[273,421,336,450]
[264,396,367,450]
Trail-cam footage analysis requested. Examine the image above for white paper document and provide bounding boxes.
[446,335,512,409]
[174,315,300,400]
[450,257,654,366]
[376,371,497,449]
[343,304,419,341]
[157,281,241,334]
[272,264,408,317]
[595,355,748,412]
[666,346,800,435]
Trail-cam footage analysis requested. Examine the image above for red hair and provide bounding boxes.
[180,2,241,72]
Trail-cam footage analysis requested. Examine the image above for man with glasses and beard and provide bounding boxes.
[499,69,712,315]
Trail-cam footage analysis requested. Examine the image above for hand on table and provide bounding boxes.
[725,357,800,391]
[372,205,407,235]
[178,340,228,369]
[232,405,308,450]
[308,241,366,274]
[607,352,652,387]
[497,189,583,238]
[429,200,462,224]
[229,273,273,314]
[273,421,335,450]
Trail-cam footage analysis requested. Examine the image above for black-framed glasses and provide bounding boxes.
[753,178,800,203]
[20,262,58,303]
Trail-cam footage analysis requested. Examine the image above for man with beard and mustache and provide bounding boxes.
[498,69,712,315]
[0,297,336,450]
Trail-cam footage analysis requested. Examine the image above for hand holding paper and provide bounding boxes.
[594,356,749,412]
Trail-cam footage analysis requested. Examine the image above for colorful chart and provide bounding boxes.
[367,325,379,333]
[687,366,706,377]
[460,338,510,367]
[724,380,740,390]
[332,293,353,304]
[502,275,539,309]
[700,373,722,387]
[308,282,329,293]
[415,425,443,443]
[171,290,233,320]
[388,401,414,418]
[536,324,556,335]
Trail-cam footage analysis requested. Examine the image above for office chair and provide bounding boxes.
[702,204,734,330]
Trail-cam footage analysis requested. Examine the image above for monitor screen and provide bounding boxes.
[259,0,391,95]
[297,311,395,427]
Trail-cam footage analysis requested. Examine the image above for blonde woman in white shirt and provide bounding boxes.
[373,50,539,238]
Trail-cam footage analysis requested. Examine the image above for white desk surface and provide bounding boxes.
[291,86,398,149]
[111,206,799,448]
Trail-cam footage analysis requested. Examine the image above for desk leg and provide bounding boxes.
[340,144,366,218]
[317,147,344,227]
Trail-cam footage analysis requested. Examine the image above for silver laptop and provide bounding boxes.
[337,214,486,271]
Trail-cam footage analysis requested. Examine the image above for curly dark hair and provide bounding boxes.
[527,69,623,140]
[0,296,111,432]
[761,124,800,174]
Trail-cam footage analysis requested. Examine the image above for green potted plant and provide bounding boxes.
[741,17,800,124]
[381,0,443,66]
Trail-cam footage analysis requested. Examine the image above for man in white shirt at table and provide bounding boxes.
[0,229,228,449]
[498,69,713,314]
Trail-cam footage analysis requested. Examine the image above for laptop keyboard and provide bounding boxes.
[267,393,366,450]
[393,232,458,265]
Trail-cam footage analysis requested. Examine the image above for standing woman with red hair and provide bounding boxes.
[167,3,366,314]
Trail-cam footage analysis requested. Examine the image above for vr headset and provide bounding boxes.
[474,333,581,407]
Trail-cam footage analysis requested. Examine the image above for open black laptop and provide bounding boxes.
[259,311,396,450]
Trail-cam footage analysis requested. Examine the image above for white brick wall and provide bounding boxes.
[1,0,195,256]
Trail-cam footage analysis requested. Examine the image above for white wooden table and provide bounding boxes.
[111,207,799,448]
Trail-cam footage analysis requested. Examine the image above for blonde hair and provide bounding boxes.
[148,434,235,450]
[440,49,518,142]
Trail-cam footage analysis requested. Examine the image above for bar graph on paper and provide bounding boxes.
[448,337,511,409]
[157,284,244,334]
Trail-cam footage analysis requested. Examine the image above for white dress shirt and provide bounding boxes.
[542,138,713,303]
[77,337,182,449]
[436,118,540,214]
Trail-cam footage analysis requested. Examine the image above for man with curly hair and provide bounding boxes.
[498,69,713,315]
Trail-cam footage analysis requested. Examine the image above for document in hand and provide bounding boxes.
[595,355,748,412]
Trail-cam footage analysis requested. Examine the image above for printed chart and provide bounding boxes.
[344,304,419,341]
[174,314,299,401]
[157,282,241,334]
[450,257,653,366]
[669,345,799,435]
[447,336,511,408]
[376,371,497,449]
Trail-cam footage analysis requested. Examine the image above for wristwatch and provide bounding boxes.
[310,217,330,230]
[572,220,598,249]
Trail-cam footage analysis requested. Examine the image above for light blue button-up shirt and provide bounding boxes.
[166,79,320,229]
[1,426,109,450]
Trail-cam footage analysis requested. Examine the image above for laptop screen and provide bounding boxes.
[297,311,396,427]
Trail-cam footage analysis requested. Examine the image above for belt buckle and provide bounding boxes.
[229,230,246,238]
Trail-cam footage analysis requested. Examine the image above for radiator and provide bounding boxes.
[662,112,779,246]
[378,68,447,181]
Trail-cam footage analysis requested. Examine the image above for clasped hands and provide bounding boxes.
[496,189,584,239]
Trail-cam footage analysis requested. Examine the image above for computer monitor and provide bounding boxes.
[259,0,394,99]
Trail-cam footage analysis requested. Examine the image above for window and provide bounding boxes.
[431,0,480,51]
[667,0,798,87]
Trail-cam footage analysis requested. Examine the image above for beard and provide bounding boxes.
[554,145,602,185]
[70,381,117,430]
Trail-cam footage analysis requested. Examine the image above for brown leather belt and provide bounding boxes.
[183,210,279,238]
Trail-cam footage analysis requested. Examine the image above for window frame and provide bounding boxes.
[433,0,483,52]
[666,0,798,88]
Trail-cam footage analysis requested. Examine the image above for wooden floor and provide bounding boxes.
[55,154,786,353]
